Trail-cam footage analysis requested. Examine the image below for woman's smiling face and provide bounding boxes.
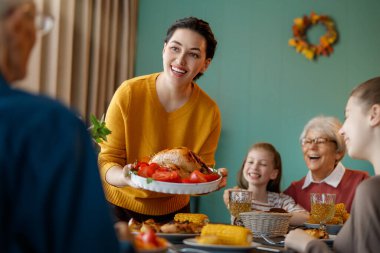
[162,28,210,85]
[302,129,340,177]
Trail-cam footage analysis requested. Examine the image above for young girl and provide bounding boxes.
[285,77,380,253]
[223,142,309,226]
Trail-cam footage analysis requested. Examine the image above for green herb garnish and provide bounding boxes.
[89,114,112,143]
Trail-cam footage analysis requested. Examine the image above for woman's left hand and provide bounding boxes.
[216,167,228,189]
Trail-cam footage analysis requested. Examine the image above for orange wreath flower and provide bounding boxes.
[288,12,338,60]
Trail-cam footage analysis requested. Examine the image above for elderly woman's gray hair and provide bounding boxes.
[299,115,346,154]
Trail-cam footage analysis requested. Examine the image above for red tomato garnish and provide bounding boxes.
[135,228,168,250]
[136,161,149,168]
[152,170,181,183]
[137,164,156,178]
[204,172,220,182]
[142,228,159,246]
[155,166,170,173]
[189,170,207,183]
[134,161,220,184]
[181,177,192,183]
[149,163,160,170]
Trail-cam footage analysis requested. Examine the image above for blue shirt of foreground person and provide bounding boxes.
[0,1,134,252]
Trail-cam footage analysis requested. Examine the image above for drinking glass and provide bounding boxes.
[228,189,253,218]
[310,193,336,230]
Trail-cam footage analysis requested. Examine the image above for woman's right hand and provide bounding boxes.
[122,164,139,188]
[105,164,139,188]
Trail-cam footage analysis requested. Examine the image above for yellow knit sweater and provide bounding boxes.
[98,73,221,215]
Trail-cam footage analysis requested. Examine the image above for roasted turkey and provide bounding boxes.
[149,147,210,178]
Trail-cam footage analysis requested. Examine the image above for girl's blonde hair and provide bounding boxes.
[237,142,282,193]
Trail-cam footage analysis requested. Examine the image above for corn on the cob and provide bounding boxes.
[174,213,209,225]
[199,224,252,246]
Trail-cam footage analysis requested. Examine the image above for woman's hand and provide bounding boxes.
[122,164,140,188]
[285,228,315,252]
[105,164,139,188]
[216,167,228,189]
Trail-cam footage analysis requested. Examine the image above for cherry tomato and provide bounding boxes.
[137,164,156,178]
[189,170,207,183]
[203,172,220,182]
[136,228,159,247]
[136,161,149,168]
[149,163,160,170]
[142,228,159,246]
[181,177,192,183]
[136,163,162,178]
[152,170,181,183]
[155,166,170,172]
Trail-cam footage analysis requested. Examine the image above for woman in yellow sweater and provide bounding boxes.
[98,17,227,222]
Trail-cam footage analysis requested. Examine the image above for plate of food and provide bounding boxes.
[133,229,171,253]
[129,213,209,243]
[131,174,221,194]
[183,238,261,252]
[303,228,337,248]
[304,223,343,235]
[184,224,258,252]
[133,232,198,244]
[285,229,337,249]
[130,147,222,194]
[158,233,200,244]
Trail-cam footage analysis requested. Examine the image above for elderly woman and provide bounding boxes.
[284,115,369,212]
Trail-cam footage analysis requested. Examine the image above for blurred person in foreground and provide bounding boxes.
[285,77,380,252]
[98,16,227,223]
[284,115,369,212]
[0,1,134,252]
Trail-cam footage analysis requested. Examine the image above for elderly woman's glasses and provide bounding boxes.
[301,137,336,147]
[35,13,54,35]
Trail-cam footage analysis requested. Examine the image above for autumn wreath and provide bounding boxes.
[288,12,338,60]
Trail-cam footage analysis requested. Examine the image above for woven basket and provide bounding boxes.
[240,211,292,238]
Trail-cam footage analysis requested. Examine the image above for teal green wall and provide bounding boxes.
[135,0,379,224]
